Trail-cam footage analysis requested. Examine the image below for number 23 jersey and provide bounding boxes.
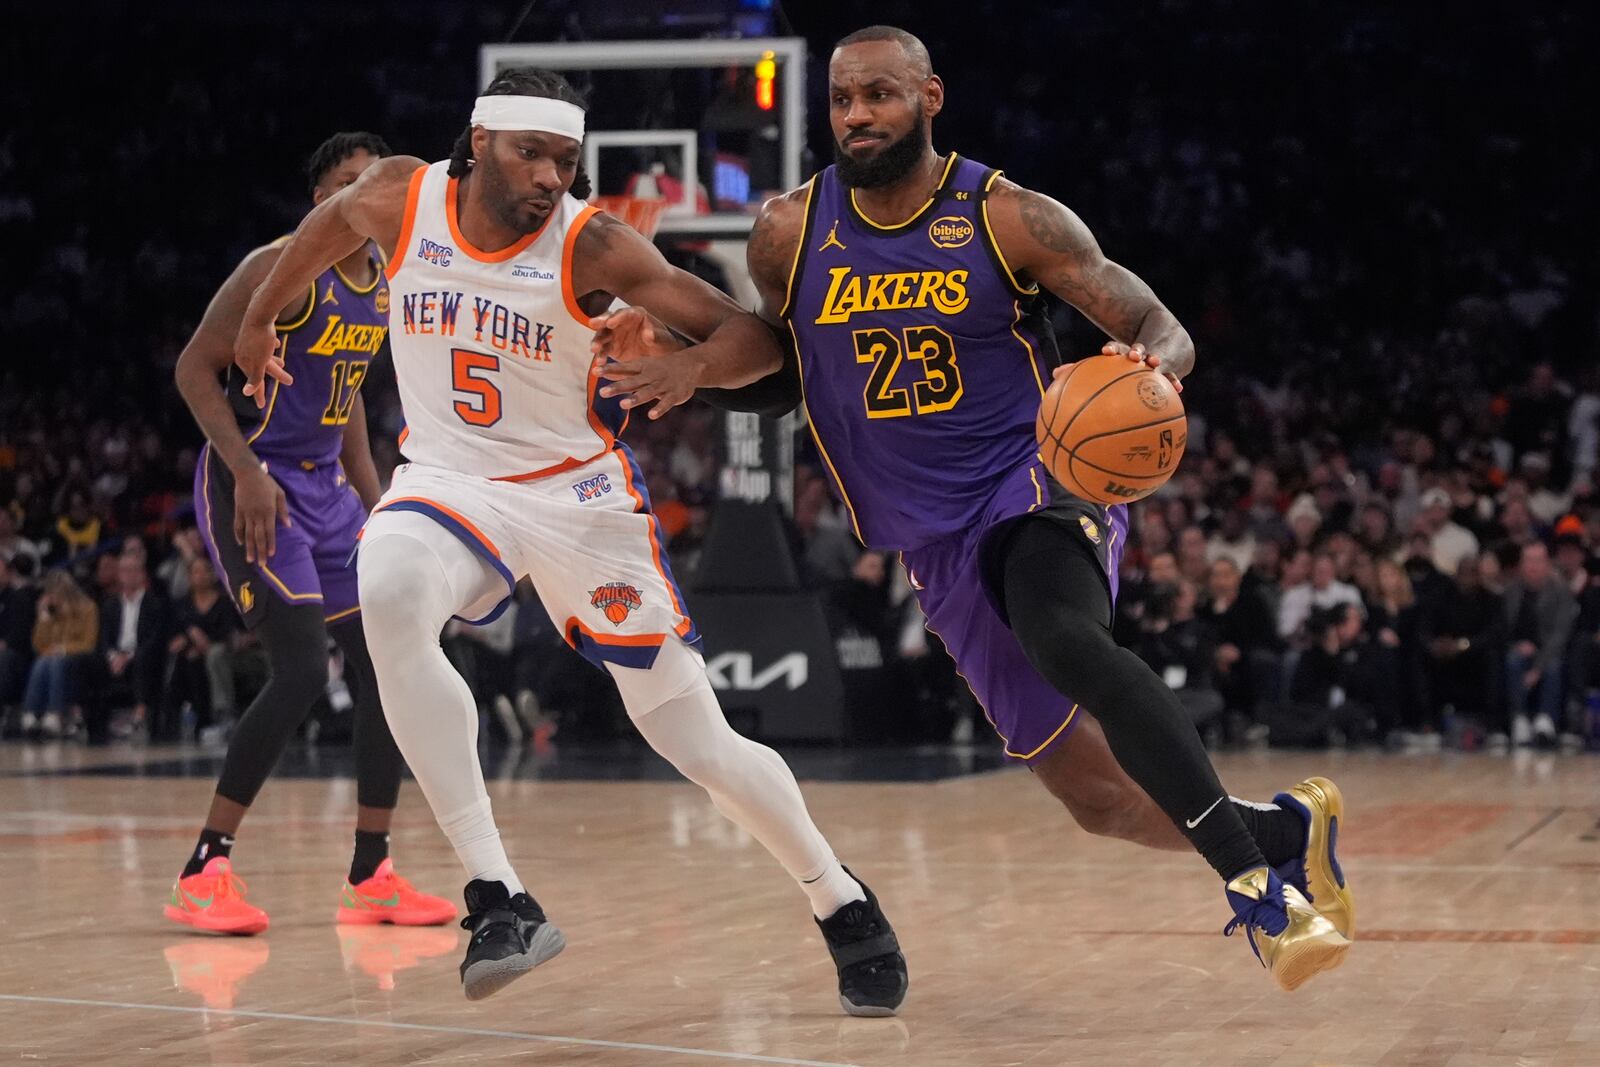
[783,154,1063,552]
[384,160,623,481]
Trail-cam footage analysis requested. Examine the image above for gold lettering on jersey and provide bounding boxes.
[306,314,389,356]
[814,266,969,325]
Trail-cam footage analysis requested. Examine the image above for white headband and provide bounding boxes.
[469,95,586,140]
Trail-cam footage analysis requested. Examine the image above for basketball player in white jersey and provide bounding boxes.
[233,68,907,1013]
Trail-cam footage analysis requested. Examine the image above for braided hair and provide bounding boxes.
[306,131,392,195]
[448,67,591,199]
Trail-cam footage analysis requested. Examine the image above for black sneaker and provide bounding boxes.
[458,879,566,1000]
[814,870,908,1017]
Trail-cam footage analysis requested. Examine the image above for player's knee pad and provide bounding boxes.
[357,530,455,640]
[608,636,710,721]
[360,509,509,631]
[254,601,331,698]
[1014,605,1106,676]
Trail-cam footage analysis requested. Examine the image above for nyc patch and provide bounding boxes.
[417,238,453,267]
[572,473,613,502]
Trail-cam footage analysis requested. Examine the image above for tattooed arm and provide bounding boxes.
[984,177,1195,380]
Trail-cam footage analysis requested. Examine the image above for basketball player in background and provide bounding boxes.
[594,27,1354,990]
[171,133,454,934]
[233,70,906,1013]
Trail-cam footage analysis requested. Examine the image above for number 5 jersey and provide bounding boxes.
[382,161,622,482]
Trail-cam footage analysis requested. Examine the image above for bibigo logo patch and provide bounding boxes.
[928,215,974,249]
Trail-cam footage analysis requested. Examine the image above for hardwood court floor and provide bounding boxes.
[2,742,1598,1066]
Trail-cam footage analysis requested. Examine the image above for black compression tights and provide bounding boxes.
[998,518,1266,882]
[215,601,403,811]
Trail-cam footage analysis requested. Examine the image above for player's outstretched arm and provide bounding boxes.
[236,154,425,406]
[584,194,799,419]
[589,304,800,419]
[694,190,806,418]
[986,179,1195,381]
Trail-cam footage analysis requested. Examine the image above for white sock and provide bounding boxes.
[437,797,523,894]
[615,641,863,918]
[801,859,866,920]
[358,524,523,895]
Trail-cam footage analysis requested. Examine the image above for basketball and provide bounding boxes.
[1035,356,1188,505]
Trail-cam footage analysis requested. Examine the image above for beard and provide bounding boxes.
[475,150,553,235]
[833,115,929,189]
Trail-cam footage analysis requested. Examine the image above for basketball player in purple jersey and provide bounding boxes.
[169,133,453,934]
[596,27,1354,989]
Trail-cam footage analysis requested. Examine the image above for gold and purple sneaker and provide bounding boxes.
[1224,866,1350,991]
[1274,777,1355,940]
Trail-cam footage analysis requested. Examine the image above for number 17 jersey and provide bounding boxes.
[783,154,1061,552]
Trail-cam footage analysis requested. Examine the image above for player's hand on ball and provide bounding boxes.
[1100,341,1182,392]
[589,306,684,362]
[235,318,294,409]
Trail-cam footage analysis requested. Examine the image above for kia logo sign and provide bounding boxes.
[705,652,809,691]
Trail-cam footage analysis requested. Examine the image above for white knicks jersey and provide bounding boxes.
[384,161,622,481]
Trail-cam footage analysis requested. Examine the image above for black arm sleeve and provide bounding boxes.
[694,322,803,419]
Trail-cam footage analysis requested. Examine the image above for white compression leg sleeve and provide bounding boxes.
[358,520,522,894]
[611,639,865,918]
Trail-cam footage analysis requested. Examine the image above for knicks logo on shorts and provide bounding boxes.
[590,582,642,625]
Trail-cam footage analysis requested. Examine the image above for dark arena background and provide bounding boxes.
[1,3,1597,1064]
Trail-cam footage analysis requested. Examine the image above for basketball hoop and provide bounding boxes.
[591,195,669,240]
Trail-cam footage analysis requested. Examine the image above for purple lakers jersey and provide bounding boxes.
[230,243,389,464]
[785,155,1070,551]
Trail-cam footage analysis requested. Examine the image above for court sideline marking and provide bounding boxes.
[0,994,865,1067]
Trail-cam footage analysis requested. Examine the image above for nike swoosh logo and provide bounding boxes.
[1185,795,1226,829]
[183,890,216,909]
[360,892,401,908]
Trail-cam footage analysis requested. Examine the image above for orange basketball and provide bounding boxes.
[1035,356,1187,505]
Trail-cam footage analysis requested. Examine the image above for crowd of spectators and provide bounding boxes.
[2,4,1596,752]
[1100,358,1600,752]
[783,356,1600,753]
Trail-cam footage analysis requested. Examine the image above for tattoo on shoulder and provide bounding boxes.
[1015,188,1088,257]
[747,205,799,290]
